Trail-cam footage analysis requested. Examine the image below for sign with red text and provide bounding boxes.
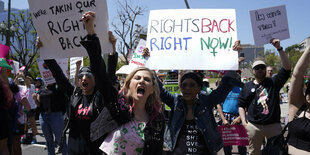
[129,39,147,67]
[145,9,238,70]
[28,0,112,59]
[37,58,68,85]
[250,5,290,45]
[218,125,249,146]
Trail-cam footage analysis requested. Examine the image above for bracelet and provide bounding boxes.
[277,47,283,51]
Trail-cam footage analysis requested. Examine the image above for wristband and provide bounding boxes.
[277,47,283,51]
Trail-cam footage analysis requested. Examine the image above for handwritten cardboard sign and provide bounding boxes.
[28,0,112,59]
[37,58,68,85]
[129,39,147,67]
[145,9,238,70]
[218,125,249,146]
[250,5,290,45]
[69,57,83,80]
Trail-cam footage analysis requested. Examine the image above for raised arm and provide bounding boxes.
[107,31,118,85]
[74,60,82,87]
[37,37,75,96]
[141,47,175,108]
[270,38,291,71]
[288,45,310,121]
[159,80,175,109]
[208,74,241,107]
[80,11,117,103]
[44,59,75,97]
[208,40,244,107]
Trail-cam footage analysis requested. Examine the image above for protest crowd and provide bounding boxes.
[1,2,310,155]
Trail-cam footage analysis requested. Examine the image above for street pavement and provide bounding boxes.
[21,97,290,155]
[21,121,62,155]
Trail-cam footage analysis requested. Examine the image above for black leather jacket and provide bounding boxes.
[44,34,118,154]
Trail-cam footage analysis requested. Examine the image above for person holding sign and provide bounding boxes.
[216,44,247,155]
[56,12,166,155]
[156,41,243,155]
[39,11,119,155]
[238,39,291,155]
[287,42,310,154]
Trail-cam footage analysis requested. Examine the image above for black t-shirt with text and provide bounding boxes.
[173,120,210,155]
[68,95,95,154]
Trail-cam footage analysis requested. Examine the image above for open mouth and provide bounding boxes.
[137,87,145,95]
[82,82,88,88]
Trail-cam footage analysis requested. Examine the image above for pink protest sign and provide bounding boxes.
[0,44,10,58]
[218,125,249,146]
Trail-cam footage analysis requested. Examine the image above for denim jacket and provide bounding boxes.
[160,76,242,154]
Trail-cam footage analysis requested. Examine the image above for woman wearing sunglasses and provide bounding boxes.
[39,11,119,154]
[157,41,243,155]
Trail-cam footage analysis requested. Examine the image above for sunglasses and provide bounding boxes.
[254,65,266,70]
[170,75,178,79]
[77,72,93,79]
[181,82,197,89]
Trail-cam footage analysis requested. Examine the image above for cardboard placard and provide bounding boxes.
[250,5,290,45]
[145,9,238,70]
[28,0,112,59]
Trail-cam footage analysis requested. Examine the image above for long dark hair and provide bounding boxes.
[9,81,19,94]
[0,78,13,109]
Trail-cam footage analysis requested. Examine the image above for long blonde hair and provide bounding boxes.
[121,67,162,121]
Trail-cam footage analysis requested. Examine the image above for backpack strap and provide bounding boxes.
[294,104,307,119]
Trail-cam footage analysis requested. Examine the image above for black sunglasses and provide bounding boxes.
[77,72,93,79]
[254,65,266,70]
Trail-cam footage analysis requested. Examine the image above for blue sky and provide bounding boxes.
[4,0,310,50]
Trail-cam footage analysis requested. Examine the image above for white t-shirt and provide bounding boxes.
[100,120,146,155]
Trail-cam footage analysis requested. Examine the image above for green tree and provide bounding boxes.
[264,49,280,69]
[8,10,39,78]
[286,44,303,70]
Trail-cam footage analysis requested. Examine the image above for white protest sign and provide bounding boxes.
[145,9,238,70]
[250,5,290,45]
[70,57,83,79]
[10,60,19,74]
[129,39,147,67]
[28,0,112,59]
[37,58,68,85]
